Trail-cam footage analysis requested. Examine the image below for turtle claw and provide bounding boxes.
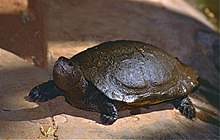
[100,114,117,125]
[30,94,39,102]
[29,86,48,102]
[29,86,37,96]
[180,105,195,119]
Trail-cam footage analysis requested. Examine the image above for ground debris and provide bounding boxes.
[38,125,58,140]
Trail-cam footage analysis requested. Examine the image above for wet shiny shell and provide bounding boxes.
[71,40,199,105]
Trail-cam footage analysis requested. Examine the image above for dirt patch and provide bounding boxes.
[0,0,47,67]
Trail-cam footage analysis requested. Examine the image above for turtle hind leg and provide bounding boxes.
[99,100,118,125]
[172,96,196,119]
[29,80,64,102]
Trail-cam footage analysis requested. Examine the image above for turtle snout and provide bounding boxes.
[58,56,68,61]
[57,56,73,66]
[57,57,73,67]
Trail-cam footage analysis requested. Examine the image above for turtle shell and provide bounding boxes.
[71,40,199,105]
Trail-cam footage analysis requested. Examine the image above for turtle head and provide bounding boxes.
[53,56,86,92]
[177,64,200,95]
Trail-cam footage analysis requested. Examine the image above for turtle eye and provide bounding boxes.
[68,61,74,67]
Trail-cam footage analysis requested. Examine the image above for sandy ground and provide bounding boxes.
[0,0,219,139]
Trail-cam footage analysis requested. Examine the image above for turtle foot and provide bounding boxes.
[28,80,63,102]
[99,100,118,125]
[100,113,117,125]
[29,85,49,102]
[179,104,195,119]
[173,97,196,119]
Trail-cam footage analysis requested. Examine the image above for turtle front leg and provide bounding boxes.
[172,96,196,119]
[98,100,118,125]
[29,80,64,102]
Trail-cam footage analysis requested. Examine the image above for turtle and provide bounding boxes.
[29,40,199,125]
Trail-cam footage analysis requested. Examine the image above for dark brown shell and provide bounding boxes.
[71,40,199,105]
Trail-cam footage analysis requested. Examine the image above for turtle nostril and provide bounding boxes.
[68,61,74,66]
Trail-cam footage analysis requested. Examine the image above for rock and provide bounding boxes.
[0,0,219,139]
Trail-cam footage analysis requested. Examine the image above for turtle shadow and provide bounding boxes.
[0,96,174,124]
